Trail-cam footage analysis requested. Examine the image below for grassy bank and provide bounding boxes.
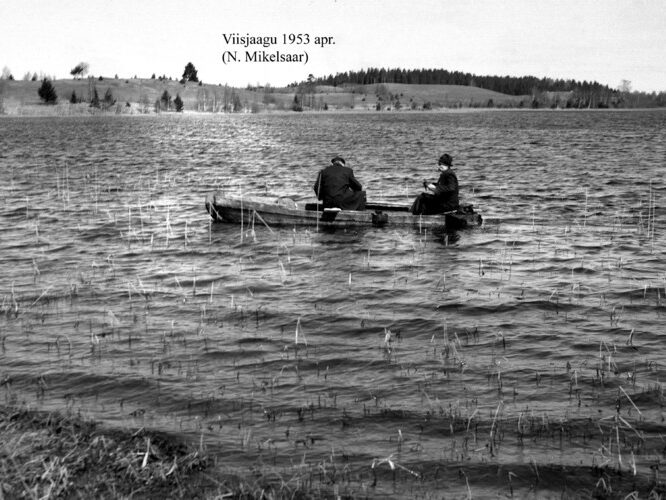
[0,405,217,499]
[0,78,528,116]
[0,405,343,499]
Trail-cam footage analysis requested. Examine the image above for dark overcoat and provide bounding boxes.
[313,164,366,210]
[411,169,459,215]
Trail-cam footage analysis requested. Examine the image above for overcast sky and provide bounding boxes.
[1,0,664,92]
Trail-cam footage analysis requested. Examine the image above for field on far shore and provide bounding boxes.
[0,77,531,115]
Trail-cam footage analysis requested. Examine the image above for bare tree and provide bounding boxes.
[160,90,171,110]
[619,79,632,93]
[306,74,316,107]
[223,85,230,112]
[0,80,6,114]
[262,83,275,106]
[197,86,207,111]
[139,93,151,114]
[375,83,389,102]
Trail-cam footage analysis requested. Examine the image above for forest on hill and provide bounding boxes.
[301,67,666,108]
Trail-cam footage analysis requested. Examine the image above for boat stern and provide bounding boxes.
[205,193,223,221]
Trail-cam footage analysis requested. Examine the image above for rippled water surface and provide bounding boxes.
[1,110,665,497]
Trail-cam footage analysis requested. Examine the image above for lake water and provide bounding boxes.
[1,110,665,498]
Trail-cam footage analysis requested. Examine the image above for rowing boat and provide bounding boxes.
[205,193,482,231]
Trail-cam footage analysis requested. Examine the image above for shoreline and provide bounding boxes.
[1,105,663,118]
[0,403,359,499]
[3,402,663,498]
[3,78,662,117]
[0,403,327,499]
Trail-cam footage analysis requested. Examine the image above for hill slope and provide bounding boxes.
[0,78,529,115]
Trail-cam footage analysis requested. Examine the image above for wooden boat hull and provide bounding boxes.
[205,193,482,231]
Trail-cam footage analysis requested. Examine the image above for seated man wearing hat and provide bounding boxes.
[313,156,367,210]
[410,153,459,215]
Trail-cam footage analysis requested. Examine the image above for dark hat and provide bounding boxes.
[438,154,453,167]
[331,156,346,165]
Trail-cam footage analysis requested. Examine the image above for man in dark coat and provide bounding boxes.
[313,156,366,210]
[410,153,459,215]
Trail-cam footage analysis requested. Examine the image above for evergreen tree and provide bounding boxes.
[37,79,58,103]
[90,88,100,108]
[291,93,303,112]
[103,88,116,109]
[182,62,199,83]
[232,91,243,112]
[174,94,184,112]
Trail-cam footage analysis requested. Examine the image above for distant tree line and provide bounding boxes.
[310,67,609,95]
[303,67,665,108]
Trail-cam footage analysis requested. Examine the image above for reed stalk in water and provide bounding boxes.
[294,317,306,347]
